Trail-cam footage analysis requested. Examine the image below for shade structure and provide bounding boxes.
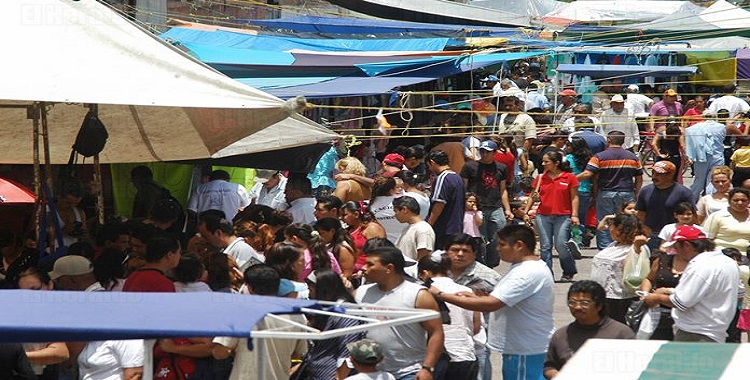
[555,64,697,79]
[0,178,35,204]
[0,0,333,164]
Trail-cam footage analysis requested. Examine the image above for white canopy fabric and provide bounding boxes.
[627,0,750,30]
[0,0,336,164]
[542,1,701,26]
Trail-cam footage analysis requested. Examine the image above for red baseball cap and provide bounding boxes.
[383,153,405,167]
[661,225,707,249]
[558,89,577,96]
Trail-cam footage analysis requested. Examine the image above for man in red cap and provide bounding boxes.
[381,153,405,177]
[554,89,578,128]
[643,225,739,342]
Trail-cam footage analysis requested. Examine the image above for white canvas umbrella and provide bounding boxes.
[0,0,334,164]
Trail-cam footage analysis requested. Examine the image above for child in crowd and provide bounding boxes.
[657,202,705,251]
[508,200,527,226]
[344,339,395,380]
[731,136,750,188]
[736,247,750,342]
[462,193,483,237]
[723,248,745,343]
[597,201,637,231]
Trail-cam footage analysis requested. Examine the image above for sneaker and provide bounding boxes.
[566,239,583,260]
[559,275,575,283]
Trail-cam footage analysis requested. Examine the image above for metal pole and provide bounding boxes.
[29,104,42,250]
[90,104,105,225]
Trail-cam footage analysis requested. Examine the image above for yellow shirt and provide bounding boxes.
[731,146,750,167]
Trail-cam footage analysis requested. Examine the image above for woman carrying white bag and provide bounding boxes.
[590,214,650,324]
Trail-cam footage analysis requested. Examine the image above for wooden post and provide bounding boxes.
[40,103,54,198]
[90,104,105,225]
[29,103,43,251]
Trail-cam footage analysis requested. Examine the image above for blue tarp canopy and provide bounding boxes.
[162,27,452,52]
[555,64,698,78]
[248,75,437,98]
[0,290,315,343]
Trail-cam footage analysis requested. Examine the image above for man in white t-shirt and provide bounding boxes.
[430,225,554,380]
[187,170,251,221]
[394,196,435,263]
[625,84,653,117]
[198,209,264,270]
[707,83,750,118]
[285,175,316,225]
[644,225,739,342]
[248,169,288,211]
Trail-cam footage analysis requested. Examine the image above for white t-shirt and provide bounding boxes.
[174,281,212,292]
[487,259,554,355]
[696,194,728,219]
[431,277,476,362]
[78,340,145,380]
[495,113,537,149]
[658,223,706,242]
[287,197,316,225]
[224,237,264,269]
[708,95,750,118]
[670,250,740,342]
[403,191,430,220]
[396,221,435,261]
[626,93,653,116]
[370,195,407,244]
[187,180,251,221]
[590,244,632,299]
[345,371,396,380]
[248,176,288,211]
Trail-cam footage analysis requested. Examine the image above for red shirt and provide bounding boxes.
[532,171,579,216]
[122,268,175,292]
[494,150,515,184]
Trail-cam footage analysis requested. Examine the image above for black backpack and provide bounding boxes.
[72,110,108,158]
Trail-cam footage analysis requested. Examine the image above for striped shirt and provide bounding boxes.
[585,147,642,192]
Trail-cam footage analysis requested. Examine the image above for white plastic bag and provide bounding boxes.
[636,307,662,340]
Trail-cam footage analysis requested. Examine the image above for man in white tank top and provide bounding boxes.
[355,247,444,380]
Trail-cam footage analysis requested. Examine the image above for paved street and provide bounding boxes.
[484,171,698,378]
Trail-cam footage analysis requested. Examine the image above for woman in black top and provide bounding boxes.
[653,120,684,182]
[640,252,688,340]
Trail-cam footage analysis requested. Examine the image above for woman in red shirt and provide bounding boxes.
[525,151,580,282]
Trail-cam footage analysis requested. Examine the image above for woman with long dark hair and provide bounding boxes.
[524,151,579,282]
[314,218,356,279]
[284,224,341,282]
[341,201,386,272]
[653,120,685,183]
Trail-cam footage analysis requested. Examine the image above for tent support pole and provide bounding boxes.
[93,154,104,225]
[30,103,42,249]
[40,103,54,199]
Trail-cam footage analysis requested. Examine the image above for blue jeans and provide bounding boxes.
[596,190,634,250]
[479,206,507,268]
[691,157,724,203]
[502,353,546,380]
[535,214,577,277]
[575,191,593,241]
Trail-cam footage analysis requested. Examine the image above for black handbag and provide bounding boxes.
[625,300,648,333]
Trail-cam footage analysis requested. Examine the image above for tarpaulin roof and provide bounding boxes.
[0,0,337,165]
[240,51,548,98]
[162,27,452,52]
[627,0,750,31]
[0,290,314,343]
[556,63,697,78]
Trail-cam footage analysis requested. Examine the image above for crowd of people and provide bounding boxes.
[2,76,750,380]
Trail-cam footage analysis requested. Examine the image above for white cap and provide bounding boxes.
[627,84,639,92]
[611,94,625,103]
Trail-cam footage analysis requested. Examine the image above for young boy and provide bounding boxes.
[344,339,395,380]
[731,136,750,187]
